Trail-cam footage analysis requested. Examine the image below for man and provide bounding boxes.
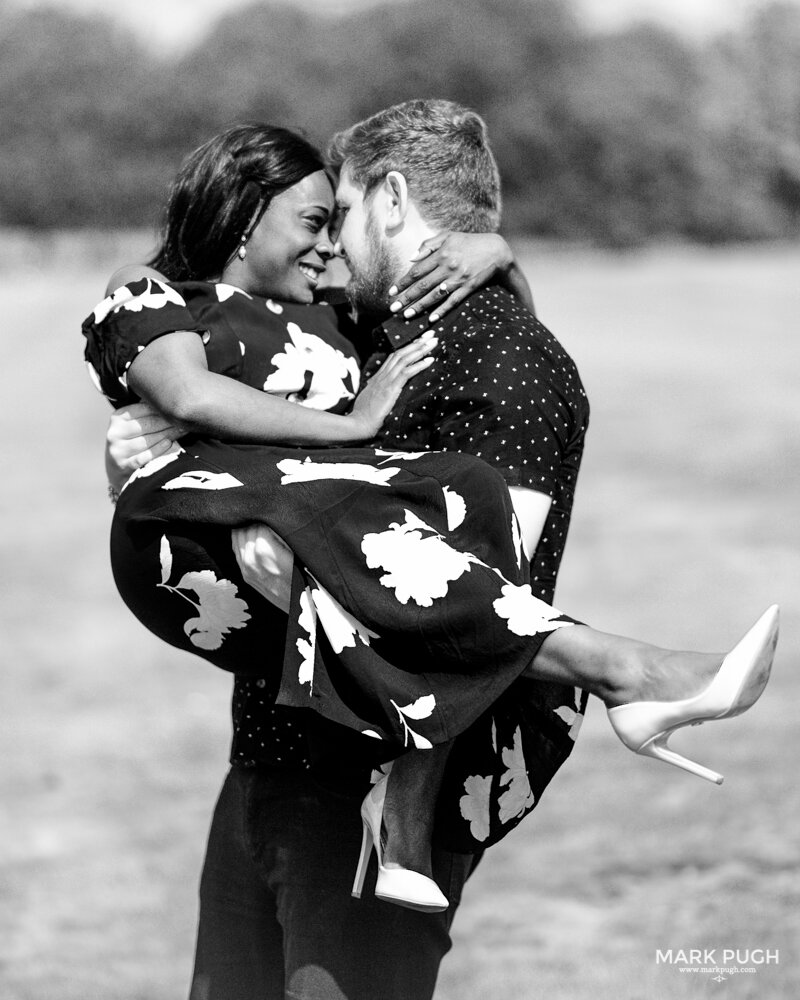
[107,99,589,1000]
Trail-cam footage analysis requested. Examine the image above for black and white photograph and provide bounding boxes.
[2,0,798,997]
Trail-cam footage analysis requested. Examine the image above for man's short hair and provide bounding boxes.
[328,99,501,233]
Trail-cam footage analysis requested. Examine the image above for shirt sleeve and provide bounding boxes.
[82,277,209,408]
[431,321,581,495]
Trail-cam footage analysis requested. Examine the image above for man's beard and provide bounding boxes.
[345,209,396,315]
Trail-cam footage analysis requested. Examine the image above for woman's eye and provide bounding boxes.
[305,217,326,233]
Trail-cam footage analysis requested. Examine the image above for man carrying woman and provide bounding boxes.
[91,100,777,1000]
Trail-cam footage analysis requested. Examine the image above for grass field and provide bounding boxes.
[1,233,798,999]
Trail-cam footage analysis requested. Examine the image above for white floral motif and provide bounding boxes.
[498,726,535,824]
[215,283,252,302]
[493,583,573,637]
[93,278,186,324]
[361,510,479,606]
[442,486,466,531]
[157,537,250,650]
[159,535,172,584]
[307,576,379,654]
[162,470,243,491]
[86,361,103,394]
[459,774,492,843]
[511,512,524,569]
[296,586,317,690]
[277,458,400,487]
[263,320,360,410]
[390,695,436,749]
[554,687,584,741]
[120,446,183,494]
[374,449,429,464]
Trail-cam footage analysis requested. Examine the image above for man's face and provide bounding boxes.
[333,167,398,313]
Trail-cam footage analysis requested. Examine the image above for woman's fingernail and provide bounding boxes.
[420,329,435,339]
[388,285,398,296]
[404,308,416,318]
[390,301,402,313]
[429,312,440,323]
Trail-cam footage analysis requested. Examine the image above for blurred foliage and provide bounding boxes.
[2,0,800,242]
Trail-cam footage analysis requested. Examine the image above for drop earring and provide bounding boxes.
[237,236,247,261]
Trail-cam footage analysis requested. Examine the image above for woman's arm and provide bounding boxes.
[127,328,437,446]
[388,232,535,322]
[106,264,168,296]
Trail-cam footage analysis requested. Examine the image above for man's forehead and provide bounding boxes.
[335,166,361,203]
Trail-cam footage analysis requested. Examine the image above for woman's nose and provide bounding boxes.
[315,235,334,261]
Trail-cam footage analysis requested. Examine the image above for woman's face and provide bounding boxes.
[231,170,335,302]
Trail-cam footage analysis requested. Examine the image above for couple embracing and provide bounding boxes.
[84,99,778,1000]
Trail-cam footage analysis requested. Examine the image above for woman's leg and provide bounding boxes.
[526,626,725,707]
[380,743,453,876]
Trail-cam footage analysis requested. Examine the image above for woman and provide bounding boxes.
[85,123,778,914]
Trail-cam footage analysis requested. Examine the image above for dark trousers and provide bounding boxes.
[189,766,479,1000]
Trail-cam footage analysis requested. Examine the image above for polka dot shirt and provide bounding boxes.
[364,283,590,602]
[230,677,312,771]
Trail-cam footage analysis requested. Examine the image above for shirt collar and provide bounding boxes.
[371,282,505,351]
[374,310,436,351]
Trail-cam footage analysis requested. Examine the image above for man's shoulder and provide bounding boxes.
[451,286,578,369]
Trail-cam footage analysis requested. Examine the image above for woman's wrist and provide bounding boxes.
[491,234,514,275]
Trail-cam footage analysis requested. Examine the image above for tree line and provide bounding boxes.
[2,0,799,243]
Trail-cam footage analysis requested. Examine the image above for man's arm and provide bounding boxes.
[429,315,580,564]
[508,486,552,561]
[105,402,184,492]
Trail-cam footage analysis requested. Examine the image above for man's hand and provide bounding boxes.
[232,524,294,614]
[105,402,184,492]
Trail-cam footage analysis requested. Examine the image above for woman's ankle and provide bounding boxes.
[381,779,434,875]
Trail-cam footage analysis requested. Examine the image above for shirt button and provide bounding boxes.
[256,679,267,688]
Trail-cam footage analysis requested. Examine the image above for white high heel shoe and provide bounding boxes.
[607,605,779,784]
[351,776,449,913]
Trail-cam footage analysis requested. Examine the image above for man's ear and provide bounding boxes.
[382,170,409,229]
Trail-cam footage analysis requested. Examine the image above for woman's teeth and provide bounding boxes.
[299,263,319,283]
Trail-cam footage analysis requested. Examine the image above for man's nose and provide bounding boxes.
[331,239,345,259]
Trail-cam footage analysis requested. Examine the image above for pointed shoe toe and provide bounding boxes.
[607,605,779,783]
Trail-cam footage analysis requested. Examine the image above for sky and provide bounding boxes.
[7,0,796,50]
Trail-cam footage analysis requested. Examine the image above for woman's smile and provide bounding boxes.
[298,260,325,288]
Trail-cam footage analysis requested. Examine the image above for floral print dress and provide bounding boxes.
[83,278,581,851]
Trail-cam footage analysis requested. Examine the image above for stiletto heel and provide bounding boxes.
[351,820,372,900]
[608,605,779,783]
[636,735,724,784]
[351,776,449,913]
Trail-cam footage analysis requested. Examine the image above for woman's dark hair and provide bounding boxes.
[149,124,327,281]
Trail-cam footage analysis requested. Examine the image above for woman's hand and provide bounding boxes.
[347,331,438,439]
[389,232,534,322]
[232,523,294,614]
[105,402,185,491]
